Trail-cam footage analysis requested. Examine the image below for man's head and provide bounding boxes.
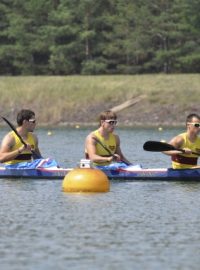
[186,113,200,131]
[17,109,36,126]
[98,110,118,129]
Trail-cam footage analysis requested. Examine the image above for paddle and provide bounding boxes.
[143,140,200,155]
[92,136,130,165]
[2,116,41,159]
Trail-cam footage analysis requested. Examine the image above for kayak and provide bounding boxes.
[0,166,71,179]
[0,164,200,180]
[103,166,200,181]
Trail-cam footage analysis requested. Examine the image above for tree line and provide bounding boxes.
[0,0,200,75]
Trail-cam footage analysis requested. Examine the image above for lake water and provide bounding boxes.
[1,127,200,270]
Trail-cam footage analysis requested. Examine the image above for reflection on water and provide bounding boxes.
[1,128,200,270]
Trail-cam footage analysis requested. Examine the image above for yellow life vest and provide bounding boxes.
[171,132,200,169]
[86,129,117,166]
[4,131,36,165]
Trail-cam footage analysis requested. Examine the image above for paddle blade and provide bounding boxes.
[143,141,176,152]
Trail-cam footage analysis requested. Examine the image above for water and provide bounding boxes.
[1,127,200,270]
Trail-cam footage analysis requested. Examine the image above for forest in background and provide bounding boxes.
[0,0,200,75]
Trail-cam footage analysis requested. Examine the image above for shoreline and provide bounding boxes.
[0,121,185,129]
[27,122,185,129]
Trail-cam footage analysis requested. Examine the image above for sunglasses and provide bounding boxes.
[28,119,36,123]
[188,122,200,128]
[104,119,118,126]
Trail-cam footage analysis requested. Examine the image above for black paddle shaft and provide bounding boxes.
[2,116,41,159]
[2,117,27,146]
[92,136,130,165]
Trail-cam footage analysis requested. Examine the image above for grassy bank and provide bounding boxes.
[1,74,200,127]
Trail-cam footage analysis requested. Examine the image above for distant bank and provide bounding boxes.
[1,74,199,127]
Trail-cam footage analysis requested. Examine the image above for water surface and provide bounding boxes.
[1,127,200,270]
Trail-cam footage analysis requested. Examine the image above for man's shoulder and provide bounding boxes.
[28,132,37,141]
[111,132,119,139]
[5,131,15,140]
[86,130,97,141]
[175,132,186,141]
[1,131,15,148]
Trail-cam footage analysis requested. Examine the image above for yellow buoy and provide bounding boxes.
[62,168,110,193]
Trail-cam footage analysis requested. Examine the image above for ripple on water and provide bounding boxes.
[1,128,200,270]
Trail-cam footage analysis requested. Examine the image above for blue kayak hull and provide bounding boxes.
[0,166,200,180]
[103,167,200,181]
[0,167,70,179]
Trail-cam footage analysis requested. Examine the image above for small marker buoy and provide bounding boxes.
[62,159,110,193]
[158,127,163,131]
[47,131,52,136]
[75,125,80,129]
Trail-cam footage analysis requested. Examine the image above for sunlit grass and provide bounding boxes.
[0,74,199,125]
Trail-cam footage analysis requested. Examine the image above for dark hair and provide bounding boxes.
[186,113,200,124]
[17,109,35,126]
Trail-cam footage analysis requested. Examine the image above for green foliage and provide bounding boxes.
[81,59,107,74]
[0,0,200,74]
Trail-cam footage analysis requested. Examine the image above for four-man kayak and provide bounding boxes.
[1,163,200,180]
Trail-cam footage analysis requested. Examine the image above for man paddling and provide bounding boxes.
[164,113,200,169]
[0,109,42,164]
[85,110,131,166]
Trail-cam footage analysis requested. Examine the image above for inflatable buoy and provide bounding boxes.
[62,168,110,193]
